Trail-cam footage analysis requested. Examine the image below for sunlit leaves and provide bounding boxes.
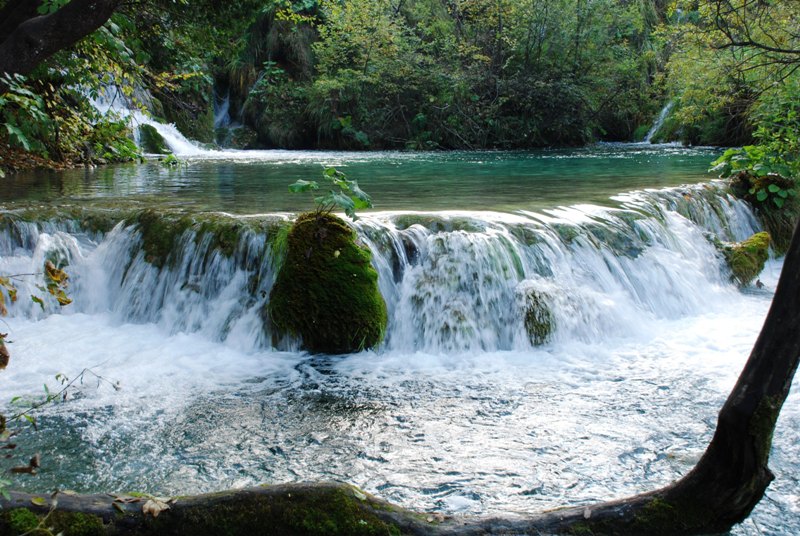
[44,261,72,307]
[289,166,373,220]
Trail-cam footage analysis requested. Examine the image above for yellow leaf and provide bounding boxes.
[31,496,47,506]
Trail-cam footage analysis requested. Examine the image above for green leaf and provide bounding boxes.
[774,197,785,208]
[330,191,357,220]
[31,295,45,311]
[288,179,319,193]
[778,190,789,199]
[767,184,781,193]
[752,164,769,177]
[4,123,31,151]
[349,181,372,209]
[31,496,47,506]
[756,190,769,202]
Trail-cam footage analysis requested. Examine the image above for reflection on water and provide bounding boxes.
[3,145,718,213]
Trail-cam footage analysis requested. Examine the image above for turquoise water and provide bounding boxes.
[2,144,717,213]
[5,144,797,535]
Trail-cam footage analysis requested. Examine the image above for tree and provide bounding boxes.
[0,0,122,78]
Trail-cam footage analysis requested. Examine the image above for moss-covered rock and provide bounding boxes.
[268,213,387,354]
[138,124,172,155]
[158,83,215,144]
[722,232,771,287]
[129,210,193,268]
[729,171,800,254]
[518,285,554,346]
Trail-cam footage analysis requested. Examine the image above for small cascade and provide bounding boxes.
[0,181,763,354]
[214,91,232,129]
[644,102,674,143]
[89,85,206,156]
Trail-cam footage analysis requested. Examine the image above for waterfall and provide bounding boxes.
[0,181,762,354]
[644,102,674,143]
[214,91,232,129]
[89,85,206,156]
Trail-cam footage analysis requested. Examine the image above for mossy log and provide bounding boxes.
[268,212,387,354]
[4,220,800,535]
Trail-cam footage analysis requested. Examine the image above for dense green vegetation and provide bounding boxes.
[0,0,796,168]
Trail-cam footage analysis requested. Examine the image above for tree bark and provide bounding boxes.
[2,220,799,534]
[0,0,122,77]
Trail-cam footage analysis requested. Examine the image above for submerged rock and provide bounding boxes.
[721,231,770,287]
[268,213,387,354]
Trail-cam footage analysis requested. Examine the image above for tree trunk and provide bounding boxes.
[2,219,799,535]
[0,0,121,77]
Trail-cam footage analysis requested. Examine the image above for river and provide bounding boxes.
[1,144,797,535]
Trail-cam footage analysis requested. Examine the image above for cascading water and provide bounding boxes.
[1,177,796,535]
[644,102,674,143]
[0,182,759,353]
[89,85,206,155]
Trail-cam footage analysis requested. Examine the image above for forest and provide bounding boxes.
[0,0,798,165]
[2,1,800,535]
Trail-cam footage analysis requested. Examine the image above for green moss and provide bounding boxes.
[722,232,771,287]
[519,287,554,346]
[161,87,215,144]
[0,509,106,536]
[553,223,580,245]
[729,172,800,254]
[139,124,173,155]
[631,498,678,532]
[49,511,106,536]
[195,219,245,258]
[268,213,387,354]
[391,214,485,233]
[4,508,39,534]
[149,486,402,536]
[129,210,193,268]
[568,522,595,535]
[269,222,292,270]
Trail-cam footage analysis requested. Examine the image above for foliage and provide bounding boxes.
[0,74,51,155]
[662,0,800,145]
[289,167,372,221]
[713,147,797,208]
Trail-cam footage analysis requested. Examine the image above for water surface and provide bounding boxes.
[3,144,717,213]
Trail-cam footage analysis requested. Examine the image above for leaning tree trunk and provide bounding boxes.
[2,219,800,535]
[0,0,121,78]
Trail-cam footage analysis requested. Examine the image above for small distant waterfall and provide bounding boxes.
[89,86,206,156]
[214,91,232,129]
[645,102,674,143]
[0,182,762,354]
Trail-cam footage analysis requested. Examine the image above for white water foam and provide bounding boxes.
[1,183,797,534]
